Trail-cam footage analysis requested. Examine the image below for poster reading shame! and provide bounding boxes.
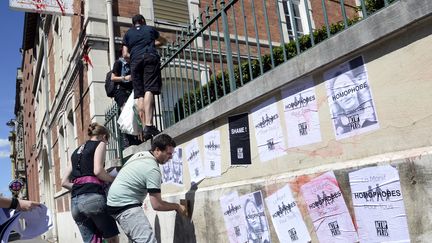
[349,165,410,243]
[300,171,358,243]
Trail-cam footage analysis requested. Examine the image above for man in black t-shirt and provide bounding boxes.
[111,56,132,108]
[122,14,167,141]
[111,56,141,147]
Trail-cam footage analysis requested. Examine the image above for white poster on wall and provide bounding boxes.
[265,185,311,243]
[160,162,173,184]
[185,138,205,184]
[9,0,75,16]
[240,191,272,243]
[171,147,183,186]
[282,78,322,147]
[300,171,358,243]
[220,192,248,243]
[349,165,410,242]
[251,98,286,162]
[324,56,379,140]
[203,130,222,177]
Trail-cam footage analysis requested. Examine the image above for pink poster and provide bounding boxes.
[300,171,358,243]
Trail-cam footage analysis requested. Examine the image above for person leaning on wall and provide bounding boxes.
[107,134,187,243]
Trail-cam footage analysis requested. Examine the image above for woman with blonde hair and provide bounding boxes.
[62,122,119,243]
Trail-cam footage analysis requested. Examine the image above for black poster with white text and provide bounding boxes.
[229,113,251,165]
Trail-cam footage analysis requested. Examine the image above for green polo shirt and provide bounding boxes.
[107,151,161,207]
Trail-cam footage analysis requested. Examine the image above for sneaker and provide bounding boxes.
[143,125,161,141]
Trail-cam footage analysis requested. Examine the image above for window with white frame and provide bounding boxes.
[58,125,67,177]
[279,0,314,40]
[66,110,77,157]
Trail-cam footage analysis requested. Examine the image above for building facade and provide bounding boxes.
[15,0,432,242]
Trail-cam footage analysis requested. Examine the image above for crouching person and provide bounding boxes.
[107,134,187,243]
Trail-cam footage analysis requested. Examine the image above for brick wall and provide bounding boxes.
[21,49,40,202]
[112,0,140,17]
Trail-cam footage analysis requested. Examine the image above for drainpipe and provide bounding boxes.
[106,0,115,67]
[42,16,58,242]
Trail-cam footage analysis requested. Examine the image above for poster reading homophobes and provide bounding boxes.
[349,165,410,242]
[240,191,271,243]
[228,113,252,165]
[300,171,358,243]
[203,130,222,177]
[282,78,322,148]
[251,98,286,162]
[324,56,379,140]
[220,192,248,243]
[185,138,205,184]
[265,185,311,243]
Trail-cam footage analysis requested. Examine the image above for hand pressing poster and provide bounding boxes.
[282,78,322,148]
[220,192,248,243]
[349,165,410,243]
[185,138,205,184]
[251,98,286,162]
[265,185,311,243]
[240,191,271,243]
[300,171,358,243]
[203,130,222,177]
[324,56,379,140]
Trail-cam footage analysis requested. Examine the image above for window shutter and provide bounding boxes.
[153,0,189,25]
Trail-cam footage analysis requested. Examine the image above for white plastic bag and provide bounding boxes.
[117,91,142,135]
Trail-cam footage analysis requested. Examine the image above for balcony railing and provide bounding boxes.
[105,0,398,160]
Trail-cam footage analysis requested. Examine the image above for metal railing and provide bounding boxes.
[104,103,124,165]
[105,0,397,157]
[157,0,397,128]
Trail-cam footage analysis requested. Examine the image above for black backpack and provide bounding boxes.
[105,70,115,97]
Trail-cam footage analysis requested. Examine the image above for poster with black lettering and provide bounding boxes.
[282,78,322,148]
[171,147,183,186]
[251,98,286,162]
[160,161,173,184]
[300,171,358,243]
[240,191,271,243]
[220,192,248,243]
[349,165,410,242]
[185,138,205,184]
[203,130,222,178]
[228,113,252,165]
[324,56,379,140]
[265,185,311,243]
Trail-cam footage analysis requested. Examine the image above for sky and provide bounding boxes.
[0,2,25,197]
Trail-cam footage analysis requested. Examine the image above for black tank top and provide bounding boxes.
[70,140,105,197]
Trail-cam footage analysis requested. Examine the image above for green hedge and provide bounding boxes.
[172,0,395,122]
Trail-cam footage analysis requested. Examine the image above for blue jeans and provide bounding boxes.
[71,193,119,242]
[114,206,156,243]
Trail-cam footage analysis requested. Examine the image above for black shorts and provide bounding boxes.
[130,53,162,98]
